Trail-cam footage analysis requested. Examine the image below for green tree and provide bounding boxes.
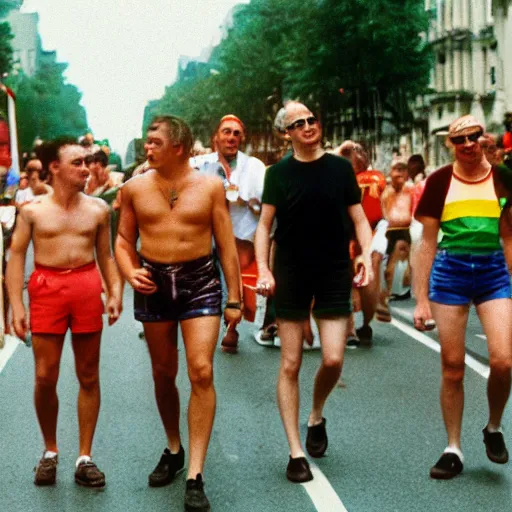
[0,21,13,78]
[145,0,431,142]
[6,60,88,151]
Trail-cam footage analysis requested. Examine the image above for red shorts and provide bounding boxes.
[28,261,104,335]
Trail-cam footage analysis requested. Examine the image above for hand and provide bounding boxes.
[129,267,157,295]
[248,198,261,215]
[353,255,374,288]
[224,307,242,330]
[413,301,435,331]
[12,306,28,341]
[256,268,276,297]
[106,295,123,325]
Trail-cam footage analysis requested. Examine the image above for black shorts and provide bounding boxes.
[273,249,352,320]
[386,228,411,256]
[134,254,222,322]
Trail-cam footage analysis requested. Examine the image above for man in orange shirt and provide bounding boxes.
[338,141,386,346]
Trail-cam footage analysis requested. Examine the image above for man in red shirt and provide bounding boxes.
[338,141,386,346]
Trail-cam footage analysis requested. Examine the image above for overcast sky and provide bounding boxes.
[21,0,248,160]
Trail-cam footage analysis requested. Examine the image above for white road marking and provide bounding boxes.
[391,318,490,379]
[0,335,22,374]
[475,334,487,340]
[302,463,349,512]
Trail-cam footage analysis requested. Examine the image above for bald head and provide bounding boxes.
[284,102,312,129]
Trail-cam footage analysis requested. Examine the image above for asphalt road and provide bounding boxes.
[0,288,511,512]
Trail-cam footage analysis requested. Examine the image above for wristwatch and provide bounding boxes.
[225,302,242,310]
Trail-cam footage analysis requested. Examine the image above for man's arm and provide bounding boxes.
[254,203,277,296]
[211,179,241,303]
[413,217,439,302]
[95,202,123,324]
[380,186,391,220]
[6,206,33,339]
[114,184,156,294]
[348,203,373,286]
[412,216,439,330]
[500,206,512,273]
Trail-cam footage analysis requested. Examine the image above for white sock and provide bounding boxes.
[444,446,464,463]
[486,424,502,434]
[76,455,92,468]
[43,450,58,460]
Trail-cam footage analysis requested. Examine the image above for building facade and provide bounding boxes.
[418,0,511,166]
[5,10,41,77]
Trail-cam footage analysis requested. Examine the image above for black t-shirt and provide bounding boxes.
[262,153,361,263]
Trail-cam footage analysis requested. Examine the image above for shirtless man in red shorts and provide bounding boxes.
[115,115,242,512]
[6,138,123,488]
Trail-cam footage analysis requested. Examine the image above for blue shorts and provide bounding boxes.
[429,250,511,306]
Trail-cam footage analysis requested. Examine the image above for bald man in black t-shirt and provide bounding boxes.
[254,102,373,483]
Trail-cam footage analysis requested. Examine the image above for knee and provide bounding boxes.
[188,362,214,390]
[280,357,301,380]
[322,355,343,373]
[152,363,178,388]
[77,371,99,392]
[35,366,59,390]
[489,358,512,377]
[441,359,465,384]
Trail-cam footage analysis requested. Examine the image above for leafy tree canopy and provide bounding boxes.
[145,0,431,142]
[6,60,88,151]
[0,21,13,78]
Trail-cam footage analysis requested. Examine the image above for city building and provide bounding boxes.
[418,0,510,166]
[5,10,41,77]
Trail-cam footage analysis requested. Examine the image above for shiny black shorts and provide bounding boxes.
[134,254,222,322]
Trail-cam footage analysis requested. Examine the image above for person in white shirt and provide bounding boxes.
[192,115,266,353]
[14,172,35,208]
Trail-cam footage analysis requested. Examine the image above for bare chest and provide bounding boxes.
[134,185,213,226]
[34,209,99,239]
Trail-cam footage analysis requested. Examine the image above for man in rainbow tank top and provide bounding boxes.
[413,115,512,480]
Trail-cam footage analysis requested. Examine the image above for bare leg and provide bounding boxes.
[476,299,512,428]
[181,315,220,478]
[32,334,66,453]
[144,322,181,453]
[430,303,469,449]
[72,331,102,456]
[309,317,349,425]
[276,319,305,458]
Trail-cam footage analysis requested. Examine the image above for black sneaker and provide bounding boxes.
[74,460,106,487]
[184,474,211,512]
[345,334,360,349]
[286,456,313,483]
[356,325,373,346]
[306,418,328,458]
[430,452,463,479]
[483,427,509,464]
[34,454,58,486]
[148,446,185,487]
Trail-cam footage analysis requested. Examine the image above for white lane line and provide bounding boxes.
[390,317,490,379]
[475,334,486,340]
[0,335,22,374]
[302,463,349,512]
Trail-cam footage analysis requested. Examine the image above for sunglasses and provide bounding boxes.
[449,130,483,145]
[286,116,318,131]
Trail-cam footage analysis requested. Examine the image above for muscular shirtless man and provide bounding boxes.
[374,158,414,321]
[115,115,241,512]
[6,138,123,487]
